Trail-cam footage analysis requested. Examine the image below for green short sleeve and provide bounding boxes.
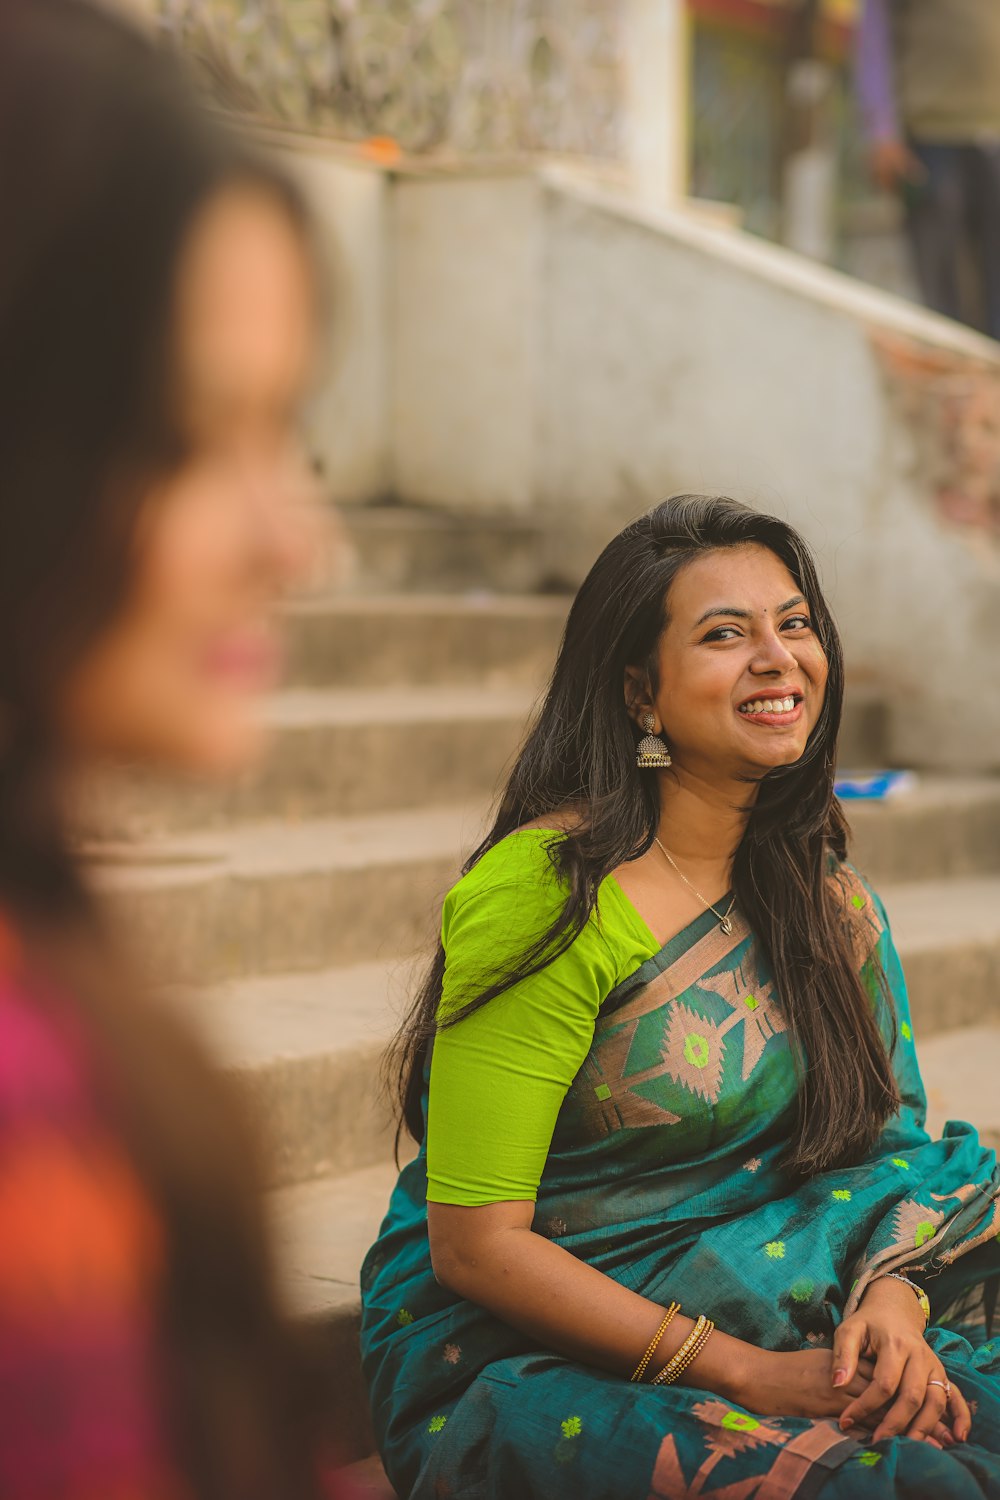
[426,830,658,1206]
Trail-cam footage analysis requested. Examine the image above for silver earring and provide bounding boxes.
[636,712,671,769]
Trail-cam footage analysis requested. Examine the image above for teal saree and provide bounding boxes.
[360,869,1000,1498]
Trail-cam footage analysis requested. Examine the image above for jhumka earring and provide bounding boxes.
[636,713,672,769]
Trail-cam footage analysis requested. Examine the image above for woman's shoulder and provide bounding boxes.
[444,827,569,920]
[445,808,615,909]
[826,855,884,911]
[441,824,656,976]
[825,857,888,961]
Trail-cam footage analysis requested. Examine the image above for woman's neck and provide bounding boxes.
[655,767,755,878]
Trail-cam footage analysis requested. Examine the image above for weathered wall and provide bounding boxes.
[390,173,544,512]
[537,175,886,589]
[271,142,390,504]
[531,174,1000,769]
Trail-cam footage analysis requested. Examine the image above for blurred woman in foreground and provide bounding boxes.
[0,2,338,1495]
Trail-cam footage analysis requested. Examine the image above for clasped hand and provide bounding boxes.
[740,1277,970,1447]
[832,1277,970,1446]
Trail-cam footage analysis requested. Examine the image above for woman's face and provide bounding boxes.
[637,543,829,780]
[60,186,321,773]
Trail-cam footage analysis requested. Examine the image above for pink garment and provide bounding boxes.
[0,926,369,1500]
[0,957,186,1500]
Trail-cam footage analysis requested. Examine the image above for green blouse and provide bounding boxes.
[426,830,660,1206]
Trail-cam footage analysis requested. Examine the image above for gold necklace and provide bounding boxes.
[653,836,737,936]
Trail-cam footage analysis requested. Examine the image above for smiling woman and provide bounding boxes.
[362,495,1000,1500]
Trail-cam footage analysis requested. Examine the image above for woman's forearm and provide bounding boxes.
[433,1220,758,1397]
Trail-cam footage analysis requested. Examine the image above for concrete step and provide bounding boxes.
[920,1025,1000,1153]
[163,868,1000,1192]
[273,1160,399,1324]
[880,876,1000,1039]
[284,592,884,762]
[80,683,937,848]
[271,1161,398,1466]
[84,685,537,839]
[91,778,1000,985]
[179,959,414,1191]
[848,777,1000,885]
[283,592,567,688]
[337,505,560,594]
[95,804,479,984]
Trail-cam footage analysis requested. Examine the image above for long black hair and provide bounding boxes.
[0,4,326,1497]
[391,494,899,1177]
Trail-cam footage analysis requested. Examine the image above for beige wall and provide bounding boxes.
[390,173,543,512]
[273,143,391,505]
[531,174,1000,771]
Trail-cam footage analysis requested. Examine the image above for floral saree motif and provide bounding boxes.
[360,869,1000,1498]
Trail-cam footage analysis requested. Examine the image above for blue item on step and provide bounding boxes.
[834,770,917,801]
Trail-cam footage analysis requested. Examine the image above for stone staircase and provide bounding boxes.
[88,510,1000,1483]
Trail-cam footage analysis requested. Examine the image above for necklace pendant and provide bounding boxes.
[720,916,733,936]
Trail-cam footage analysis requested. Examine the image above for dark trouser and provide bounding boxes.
[906,140,1000,340]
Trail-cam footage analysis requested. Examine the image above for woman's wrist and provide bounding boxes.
[637,1304,765,1405]
[879,1273,930,1326]
[859,1273,927,1331]
[661,1325,765,1404]
[712,1336,773,1404]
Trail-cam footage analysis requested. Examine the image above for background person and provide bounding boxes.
[857,0,1000,338]
[363,494,1000,1500]
[0,2,353,1496]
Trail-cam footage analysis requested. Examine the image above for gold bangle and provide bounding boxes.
[630,1302,680,1383]
[652,1316,714,1387]
[651,1315,715,1387]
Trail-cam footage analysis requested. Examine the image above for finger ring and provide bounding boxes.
[927,1378,952,1399]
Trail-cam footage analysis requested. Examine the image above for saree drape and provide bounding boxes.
[360,869,1000,1498]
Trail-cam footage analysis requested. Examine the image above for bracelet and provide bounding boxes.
[878,1272,930,1327]
[651,1314,716,1387]
[630,1302,680,1383]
